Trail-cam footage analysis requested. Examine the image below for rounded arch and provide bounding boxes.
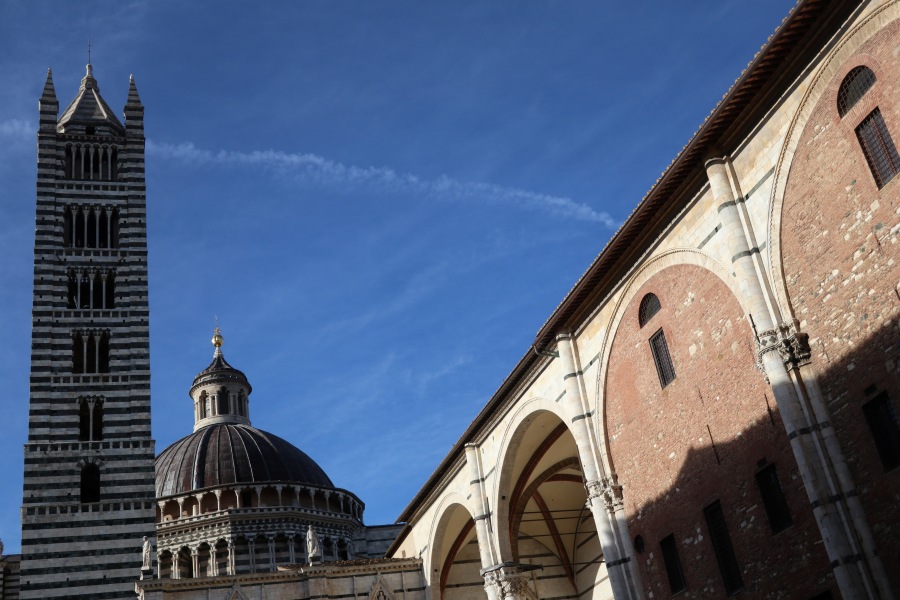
[491,397,585,544]
[491,405,603,597]
[767,1,900,319]
[426,493,477,599]
[592,248,745,475]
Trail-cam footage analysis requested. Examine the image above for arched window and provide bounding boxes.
[78,398,91,441]
[73,331,85,373]
[63,205,73,246]
[104,271,115,308]
[80,463,100,503]
[639,293,661,327]
[78,397,104,442]
[218,387,229,415]
[92,398,104,441]
[838,66,877,116]
[67,270,77,309]
[73,330,110,374]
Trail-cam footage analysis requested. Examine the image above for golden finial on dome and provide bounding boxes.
[212,317,223,353]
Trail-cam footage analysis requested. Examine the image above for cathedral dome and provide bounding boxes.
[155,423,333,497]
[155,328,334,497]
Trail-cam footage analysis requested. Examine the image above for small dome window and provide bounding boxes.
[838,66,876,117]
[639,293,661,328]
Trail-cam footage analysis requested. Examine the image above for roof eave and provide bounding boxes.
[394,0,862,528]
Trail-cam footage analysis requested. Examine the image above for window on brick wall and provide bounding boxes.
[639,293,661,327]
[659,534,687,593]
[755,464,793,533]
[704,500,743,595]
[856,109,900,188]
[650,328,676,388]
[862,391,900,471]
[838,66,876,116]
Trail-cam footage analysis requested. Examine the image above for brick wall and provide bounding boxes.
[605,264,834,599]
[780,16,900,593]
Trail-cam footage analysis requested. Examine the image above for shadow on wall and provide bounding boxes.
[623,316,900,600]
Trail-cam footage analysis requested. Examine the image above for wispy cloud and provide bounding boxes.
[0,119,33,140]
[147,140,616,226]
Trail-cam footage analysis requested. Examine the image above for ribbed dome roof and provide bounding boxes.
[156,423,333,497]
[190,349,252,394]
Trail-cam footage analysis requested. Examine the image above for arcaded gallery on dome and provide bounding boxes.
[152,330,376,579]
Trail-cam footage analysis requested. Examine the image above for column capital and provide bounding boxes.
[755,320,811,372]
[482,564,535,599]
[586,474,624,513]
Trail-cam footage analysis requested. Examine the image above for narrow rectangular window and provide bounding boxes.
[650,328,676,387]
[659,534,686,593]
[704,500,743,595]
[755,464,792,533]
[856,108,900,188]
[862,392,900,471]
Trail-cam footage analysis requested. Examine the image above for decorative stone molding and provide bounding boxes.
[585,474,624,513]
[756,320,811,372]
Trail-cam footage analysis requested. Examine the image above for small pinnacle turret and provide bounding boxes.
[40,68,57,103]
[126,73,143,107]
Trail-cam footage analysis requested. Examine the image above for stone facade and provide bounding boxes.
[19,65,157,599]
[135,558,425,600]
[389,1,900,599]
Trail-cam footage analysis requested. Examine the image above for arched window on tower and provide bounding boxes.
[98,207,109,248]
[838,66,900,188]
[74,206,85,247]
[73,331,85,373]
[78,271,90,308]
[218,387,229,415]
[104,271,115,308]
[110,208,120,248]
[237,390,246,417]
[67,270,77,309]
[72,330,110,374]
[64,145,74,179]
[639,294,676,387]
[80,463,101,503]
[64,205,73,246]
[91,271,103,309]
[78,398,90,441]
[77,397,104,442]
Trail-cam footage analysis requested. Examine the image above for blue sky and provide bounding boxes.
[0,1,795,553]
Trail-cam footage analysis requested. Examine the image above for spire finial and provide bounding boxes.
[88,33,91,65]
[212,317,223,356]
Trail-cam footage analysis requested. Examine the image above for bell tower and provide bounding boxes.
[19,65,156,599]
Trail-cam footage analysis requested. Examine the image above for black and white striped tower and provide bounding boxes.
[20,64,156,599]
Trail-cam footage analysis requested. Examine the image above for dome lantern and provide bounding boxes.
[190,327,253,431]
